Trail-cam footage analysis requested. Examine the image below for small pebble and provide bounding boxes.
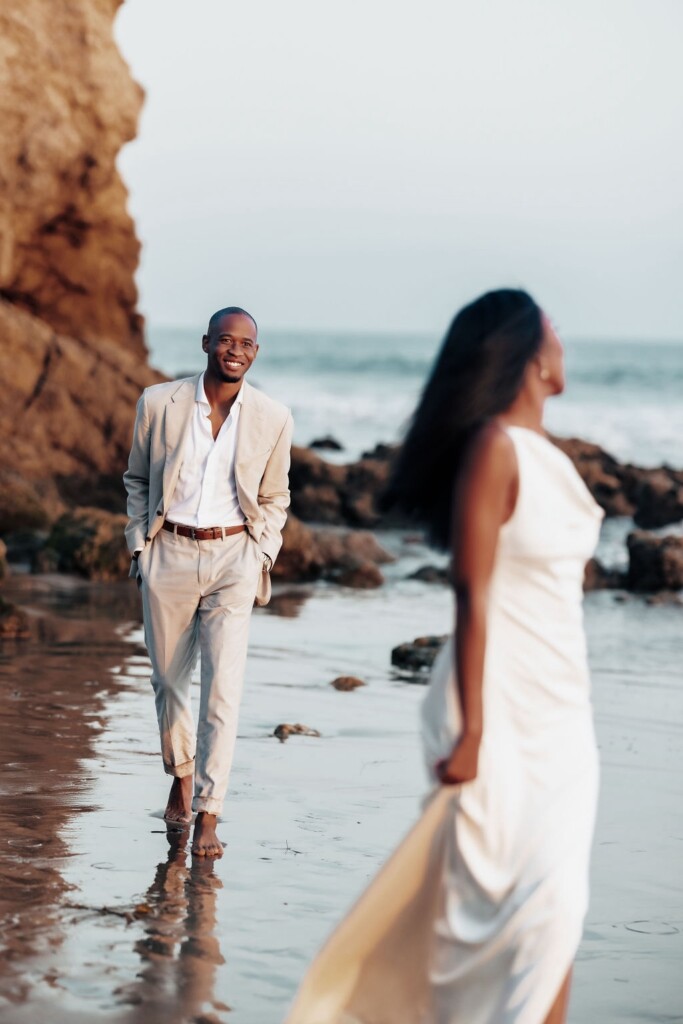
[330,676,366,691]
[273,723,321,743]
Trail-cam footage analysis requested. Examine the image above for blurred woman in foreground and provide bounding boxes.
[286,289,603,1024]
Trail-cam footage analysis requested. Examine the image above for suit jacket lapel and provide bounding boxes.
[162,375,199,504]
[235,380,266,468]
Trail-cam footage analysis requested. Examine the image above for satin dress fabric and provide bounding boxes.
[286,427,604,1024]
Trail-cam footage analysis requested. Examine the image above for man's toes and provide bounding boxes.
[191,841,223,858]
[165,811,189,824]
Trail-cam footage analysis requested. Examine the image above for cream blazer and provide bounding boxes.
[123,375,293,605]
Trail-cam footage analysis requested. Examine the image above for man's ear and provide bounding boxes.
[201,334,209,353]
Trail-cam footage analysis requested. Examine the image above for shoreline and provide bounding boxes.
[3,433,683,608]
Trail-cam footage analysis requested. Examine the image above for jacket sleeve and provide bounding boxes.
[258,411,293,564]
[123,390,151,555]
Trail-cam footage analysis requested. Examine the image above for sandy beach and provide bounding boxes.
[0,529,681,1024]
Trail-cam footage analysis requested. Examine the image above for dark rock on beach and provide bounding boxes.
[391,635,448,674]
[291,438,683,535]
[273,723,322,743]
[409,564,450,585]
[553,438,683,528]
[309,435,344,451]
[0,473,52,535]
[289,444,397,528]
[553,438,636,518]
[0,595,31,640]
[583,558,627,591]
[630,470,683,529]
[38,508,130,582]
[361,442,398,462]
[272,514,393,586]
[626,531,683,592]
[408,558,626,593]
[330,676,366,691]
[28,510,393,586]
[336,561,384,589]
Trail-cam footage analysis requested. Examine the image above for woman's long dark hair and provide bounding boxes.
[383,288,543,549]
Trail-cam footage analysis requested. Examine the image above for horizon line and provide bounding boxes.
[142,323,683,346]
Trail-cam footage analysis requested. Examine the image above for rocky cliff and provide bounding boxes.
[0,0,162,523]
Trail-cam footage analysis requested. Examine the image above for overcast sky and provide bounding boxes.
[115,0,682,338]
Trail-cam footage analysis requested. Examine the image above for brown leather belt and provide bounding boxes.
[162,520,247,541]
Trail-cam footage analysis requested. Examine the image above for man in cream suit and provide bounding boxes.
[124,307,292,857]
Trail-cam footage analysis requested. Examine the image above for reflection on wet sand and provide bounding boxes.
[1,573,680,1022]
[119,824,228,1023]
[0,575,142,1002]
[0,573,311,1019]
[262,588,312,619]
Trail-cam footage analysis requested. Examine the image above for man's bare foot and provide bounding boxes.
[191,812,223,857]
[164,775,193,824]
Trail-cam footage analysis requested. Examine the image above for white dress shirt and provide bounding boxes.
[166,373,246,528]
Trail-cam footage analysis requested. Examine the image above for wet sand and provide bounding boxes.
[0,534,681,1023]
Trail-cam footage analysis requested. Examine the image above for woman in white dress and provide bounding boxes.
[285,289,604,1024]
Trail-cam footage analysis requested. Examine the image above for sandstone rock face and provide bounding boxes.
[0,2,163,515]
[0,0,144,354]
[0,303,163,503]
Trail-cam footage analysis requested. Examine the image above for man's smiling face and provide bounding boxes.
[202,312,259,384]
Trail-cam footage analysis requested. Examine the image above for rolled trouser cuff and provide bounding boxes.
[192,795,223,815]
[164,758,195,778]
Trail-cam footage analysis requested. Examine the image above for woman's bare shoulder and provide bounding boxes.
[461,421,517,479]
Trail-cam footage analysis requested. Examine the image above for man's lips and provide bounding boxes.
[222,358,244,370]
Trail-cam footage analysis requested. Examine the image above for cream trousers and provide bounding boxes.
[138,526,262,815]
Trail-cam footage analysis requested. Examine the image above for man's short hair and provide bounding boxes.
[206,307,257,335]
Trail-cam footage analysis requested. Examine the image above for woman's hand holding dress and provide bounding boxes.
[436,732,481,785]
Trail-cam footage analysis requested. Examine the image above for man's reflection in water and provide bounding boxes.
[122,825,229,1024]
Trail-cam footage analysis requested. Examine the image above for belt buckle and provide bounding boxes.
[190,527,196,540]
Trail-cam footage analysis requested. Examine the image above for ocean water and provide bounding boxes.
[147,326,683,468]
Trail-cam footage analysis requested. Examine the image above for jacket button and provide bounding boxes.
[157,510,163,516]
